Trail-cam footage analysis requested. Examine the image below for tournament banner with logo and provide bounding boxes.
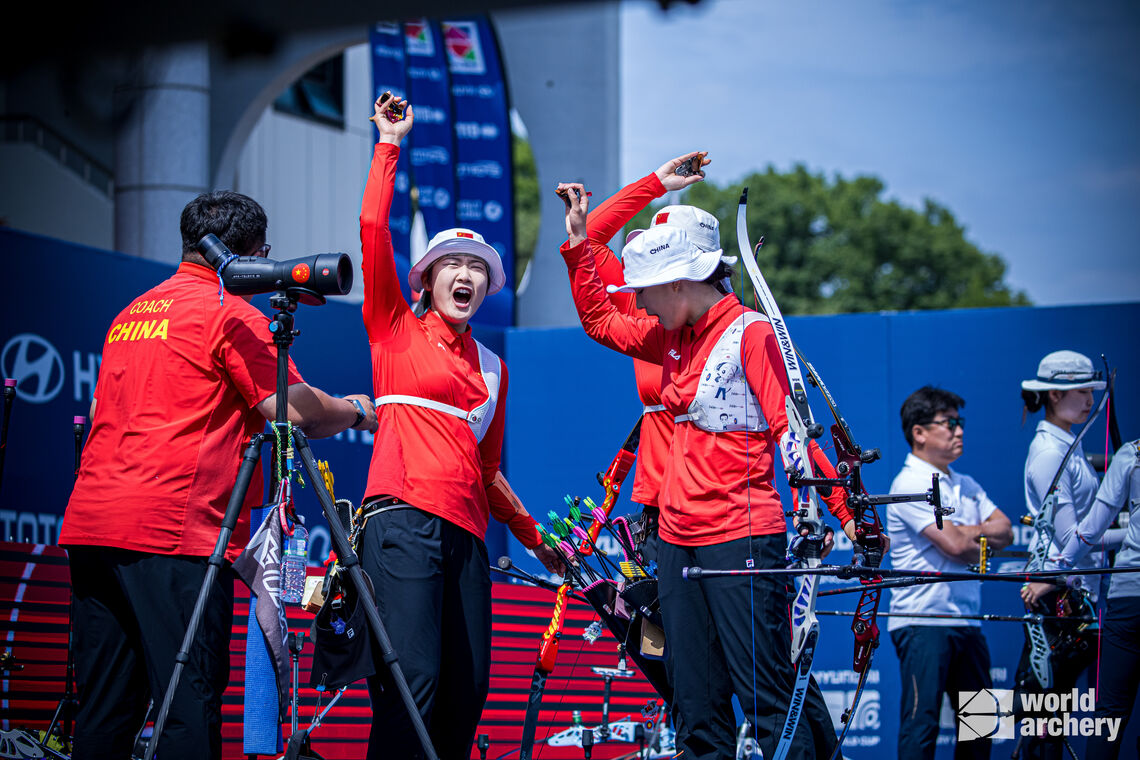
[403,19,457,240]
[441,17,515,326]
[369,22,413,301]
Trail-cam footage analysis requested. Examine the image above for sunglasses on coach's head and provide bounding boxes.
[926,416,965,431]
[253,243,271,258]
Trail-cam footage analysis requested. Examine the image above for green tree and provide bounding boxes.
[513,133,539,286]
[626,165,1030,314]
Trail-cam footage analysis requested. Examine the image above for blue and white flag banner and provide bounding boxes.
[369,16,514,325]
[404,19,457,239]
[369,23,414,302]
[442,17,515,326]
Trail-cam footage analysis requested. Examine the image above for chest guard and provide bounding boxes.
[375,339,501,443]
[675,312,769,434]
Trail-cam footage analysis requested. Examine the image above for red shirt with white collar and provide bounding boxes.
[561,239,853,546]
[60,262,302,560]
[586,172,670,509]
[361,142,535,545]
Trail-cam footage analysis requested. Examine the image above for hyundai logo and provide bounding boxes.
[1,333,65,404]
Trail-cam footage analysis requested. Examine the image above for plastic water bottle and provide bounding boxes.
[281,524,308,604]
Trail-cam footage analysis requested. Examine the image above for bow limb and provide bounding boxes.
[737,192,829,760]
[519,582,570,760]
[579,418,642,558]
[1103,356,1122,453]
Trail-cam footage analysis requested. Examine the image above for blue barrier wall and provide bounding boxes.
[2,227,1136,756]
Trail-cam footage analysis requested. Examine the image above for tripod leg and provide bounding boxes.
[291,428,440,760]
[142,433,266,760]
[43,592,77,751]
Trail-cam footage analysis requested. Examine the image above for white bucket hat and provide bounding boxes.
[607,226,724,294]
[1021,350,1106,392]
[409,228,506,295]
[624,204,722,253]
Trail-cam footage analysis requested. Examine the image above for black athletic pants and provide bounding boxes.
[67,547,234,760]
[889,625,993,760]
[658,533,838,760]
[1084,595,1140,760]
[359,507,492,760]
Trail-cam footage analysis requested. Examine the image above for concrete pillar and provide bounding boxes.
[495,4,622,328]
[113,43,209,263]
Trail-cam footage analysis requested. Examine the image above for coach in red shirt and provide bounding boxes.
[60,191,377,760]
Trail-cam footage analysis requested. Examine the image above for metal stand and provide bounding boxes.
[288,631,305,736]
[141,288,439,760]
[0,378,16,499]
[42,417,86,753]
[591,647,636,743]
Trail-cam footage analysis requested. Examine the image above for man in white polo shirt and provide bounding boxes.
[887,385,1014,760]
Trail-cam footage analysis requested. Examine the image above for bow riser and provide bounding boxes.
[579,448,636,558]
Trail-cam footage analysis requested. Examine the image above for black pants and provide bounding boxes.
[359,507,491,760]
[67,547,234,760]
[658,534,837,760]
[889,625,992,760]
[634,506,693,754]
[1084,595,1140,760]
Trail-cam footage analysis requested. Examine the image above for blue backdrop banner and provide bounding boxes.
[442,16,515,326]
[404,19,457,240]
[368,21,413,298]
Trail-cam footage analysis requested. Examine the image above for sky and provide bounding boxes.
[619,0,1140,307]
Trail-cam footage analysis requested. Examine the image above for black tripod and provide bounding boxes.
[141,288,439,760]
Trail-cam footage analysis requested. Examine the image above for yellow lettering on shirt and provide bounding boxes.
[107,317,171,344]
[128,299,175,315]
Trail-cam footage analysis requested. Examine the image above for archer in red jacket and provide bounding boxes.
[559,179,856,760]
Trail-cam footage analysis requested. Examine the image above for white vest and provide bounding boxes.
[674,312,770,434]
[375,340,501,443]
